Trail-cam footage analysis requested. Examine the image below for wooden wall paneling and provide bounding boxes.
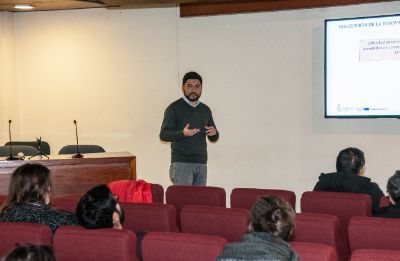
[180,0,394,17]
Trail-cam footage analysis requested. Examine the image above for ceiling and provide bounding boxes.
[0,0,394,16]
[2,0,181,11]
[0,0,181,12]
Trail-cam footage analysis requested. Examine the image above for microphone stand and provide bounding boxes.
[28,137,49,160]
[72,120,83,158]
[6,119,20,160]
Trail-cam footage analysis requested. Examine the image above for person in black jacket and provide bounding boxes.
[376,171,400,218]
[313,147,384,214]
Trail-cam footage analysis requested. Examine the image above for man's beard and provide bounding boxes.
[185,92,200,102]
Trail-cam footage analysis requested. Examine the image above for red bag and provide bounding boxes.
[108,180,153,203]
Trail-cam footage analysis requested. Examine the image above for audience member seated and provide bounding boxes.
[76,184,145,259]
[76,184,124,229]
[376,170,400,218]
[1,244,55,261]
[0,164,79,233]
[217,196,299,261]
[313,147,384,214]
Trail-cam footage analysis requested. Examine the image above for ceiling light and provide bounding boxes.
[14,4,34,10]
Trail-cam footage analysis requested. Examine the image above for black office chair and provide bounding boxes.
[58,145,105,155]
[5,141,50,155]
[0,145,39,157]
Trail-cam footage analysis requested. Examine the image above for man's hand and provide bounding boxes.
[205,126,217,136]
[183,123,200,137]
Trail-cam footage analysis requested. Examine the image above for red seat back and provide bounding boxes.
[301,191,372,227]
[348,216,400,252]
[231,188,296,210]
[292,213,343,261]
[379,196,390,208]
[180,205,250,242]
[301,191,371,261]
[54,226,138,261]
[0,222,52,256]
[142,232,227,261]
[52,197,79,213]
[291,242,338,261]
[350,249,400,261]
[119,202,178,232]
[166,186,226,226]
[0,195,6,206]
[151,184,164,203]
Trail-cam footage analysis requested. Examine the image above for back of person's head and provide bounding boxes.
[250,196,295,241]
[387,170,400,205]
[336,147,365,175]
[76,184,121,229]
[0,164,52,215]
[182,71,202,85]
[1,244,55,261]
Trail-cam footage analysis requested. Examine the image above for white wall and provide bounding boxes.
[13,8,179,187]
[0,12,20,144]
[3,2,400,206]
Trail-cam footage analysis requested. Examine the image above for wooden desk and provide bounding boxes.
[0,152,136,198]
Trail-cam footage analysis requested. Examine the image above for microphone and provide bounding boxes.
[6,119,20,160]
[72,120,84,158]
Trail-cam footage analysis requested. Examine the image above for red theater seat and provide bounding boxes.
[301,191,372,226]
[180,205,250,242]
[350,249,400,261]
[52,197,79,213]
[301,192,371,261]
[151,183,164,203]
[54,226,138,261]
[231,188,296,210]
[0,195,6,206]
[0,222,52,256]
[119,202,178,232]
[379,196,390,208]
[291,242,338,261]
[142,232,227,261]
[292,213,343,261]
[348,216,400,252]
[166,185,226,226]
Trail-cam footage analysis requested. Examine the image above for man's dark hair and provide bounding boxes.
[76,184,117,229]
[2,244,55,261]
[182,71,202,85]
[336,147,365,175]
[387,170,400,205]
[250,196,295,241]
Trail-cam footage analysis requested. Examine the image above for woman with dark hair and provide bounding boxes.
[217,196,299,261]
[0,163,79,233]
[376,170,400,218]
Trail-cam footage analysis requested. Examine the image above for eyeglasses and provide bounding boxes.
[112,194,119,202]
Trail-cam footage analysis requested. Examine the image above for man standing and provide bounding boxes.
[160,71,219,186]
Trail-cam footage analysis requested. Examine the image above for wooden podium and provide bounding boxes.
[0,152,136,198]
